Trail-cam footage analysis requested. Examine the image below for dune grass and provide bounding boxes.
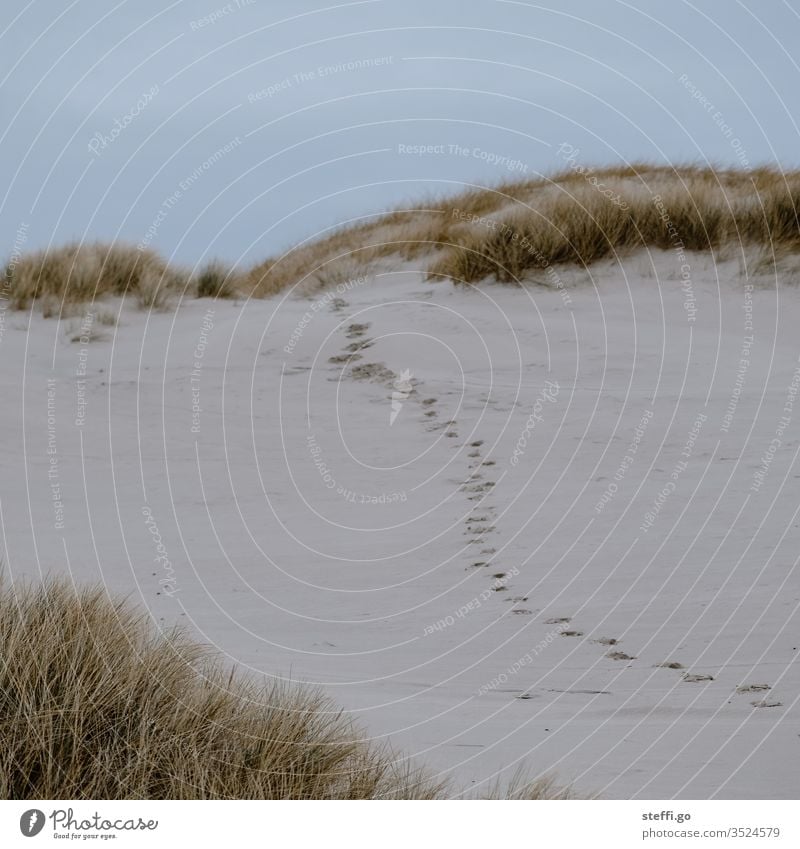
[3,242,243,316]
[0,579,572,800]
[0,579,442,800]
[427,165,800,283]
[193,258,242,300]
[8,165,793,311]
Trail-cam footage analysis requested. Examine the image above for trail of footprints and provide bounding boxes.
[458,437,523,614]
[454,431,781,707]
[326,317,781,709]
[509,624,780,705]
[512,618,781,705]
[457,436,779,706]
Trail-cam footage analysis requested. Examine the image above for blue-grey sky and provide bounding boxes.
[2,0,799,269]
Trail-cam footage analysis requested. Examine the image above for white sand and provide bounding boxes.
[1,249,798,798]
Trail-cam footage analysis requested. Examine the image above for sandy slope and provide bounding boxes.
[1,250,798,799]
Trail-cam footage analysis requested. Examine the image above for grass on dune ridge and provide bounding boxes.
[0,579,574,800]
[4,164,800,316]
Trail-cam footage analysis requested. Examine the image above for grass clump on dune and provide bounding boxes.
[0,579,575,800]
[428,165,800,283]
[0,579,441,800]
[193,258,242,299]
[8,165,789,306]
[4,241,186,313]
[3,242,244,315]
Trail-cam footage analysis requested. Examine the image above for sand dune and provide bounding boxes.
[2,198,798,796]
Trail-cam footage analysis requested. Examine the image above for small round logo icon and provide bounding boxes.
[19,809,45,837]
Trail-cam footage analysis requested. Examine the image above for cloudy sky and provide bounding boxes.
[2,0,799,268]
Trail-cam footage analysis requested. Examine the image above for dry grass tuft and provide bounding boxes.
[477,770,580,800]
[0,579,577,800]
[428,165,800,284]
[194,259,243,300]
[4,242,190,314]
[8,166,785,307]
[0,579,443,800]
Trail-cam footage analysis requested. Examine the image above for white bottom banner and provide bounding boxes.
[0,800,796,848]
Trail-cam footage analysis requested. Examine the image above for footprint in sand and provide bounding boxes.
[462,481,495,493]
[655,661,685,669]
[345,322,370,339]
[329,353,361,364]
[683,673,714,683]
[459,438,504,584]
[736,684,771,694]
[560,630,584,637]
[607,651,636,661]
[545,617,571,625]
[345,339,374,353]
[349,362,396,383]
[411,394,434,421]
[593,637,620,646]
[751,699,782,708]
